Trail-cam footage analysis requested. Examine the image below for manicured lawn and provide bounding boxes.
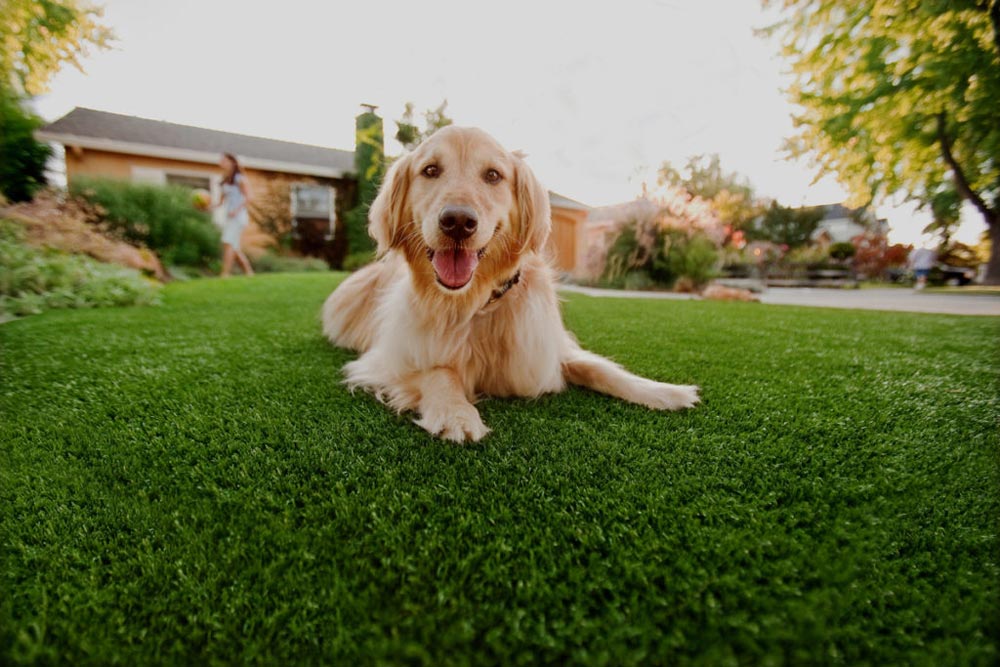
[1,273,997,666]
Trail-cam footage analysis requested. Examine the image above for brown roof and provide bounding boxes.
[39,107,354,176]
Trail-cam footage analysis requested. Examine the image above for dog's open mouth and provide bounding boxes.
[428,247,487,290]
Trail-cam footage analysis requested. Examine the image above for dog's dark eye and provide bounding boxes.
[484,168,502,184]
[422,164,440,178]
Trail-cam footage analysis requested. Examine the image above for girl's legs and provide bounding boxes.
[221,243,235,277]
[234,249,255,276]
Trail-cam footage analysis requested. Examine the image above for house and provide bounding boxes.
[808,203,889,245]
[37,107,356,263]
[37,107,588,273]
[548,192,591,277]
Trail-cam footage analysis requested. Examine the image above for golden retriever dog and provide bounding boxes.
[322,126,699,442]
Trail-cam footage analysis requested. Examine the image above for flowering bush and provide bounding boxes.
[592,187,722,290]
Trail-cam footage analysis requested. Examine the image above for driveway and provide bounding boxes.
[558,284,1000,316]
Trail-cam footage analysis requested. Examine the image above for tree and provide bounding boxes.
[0,88,51,201]
[394,100,453,151]
[749,201,824,247]
[761,0,1000,283]
[657,154,760,243]
[1,0,113,95]
[0,1,112,201]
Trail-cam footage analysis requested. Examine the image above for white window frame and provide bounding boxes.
[290,183,337,241]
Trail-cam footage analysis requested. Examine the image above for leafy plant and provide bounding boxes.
[664,231,719,288]
[0,218,159,320]
[71,178,220,267]
[602,219,719,290]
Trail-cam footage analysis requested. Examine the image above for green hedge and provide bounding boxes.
[0,219,160,320]
[71,178,220,266]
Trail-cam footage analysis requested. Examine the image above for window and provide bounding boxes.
[290,183,337,241]
[166,173,212,191]
[291,184,336,220]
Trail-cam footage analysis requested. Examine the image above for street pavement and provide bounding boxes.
[557,284,1000,316]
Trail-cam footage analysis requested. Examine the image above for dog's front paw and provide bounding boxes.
[641,382,701,411]
[415,404,491,443]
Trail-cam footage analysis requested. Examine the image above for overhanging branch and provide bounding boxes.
[936,112,996,221]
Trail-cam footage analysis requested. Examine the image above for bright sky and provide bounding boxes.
[33,0,984,245]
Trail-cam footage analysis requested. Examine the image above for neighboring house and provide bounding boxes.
[808,203,889,245]
[548,192,591,277]
[37,107,588,272]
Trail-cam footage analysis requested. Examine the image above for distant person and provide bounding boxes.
[908,238,936,290]
[214,153,255,277]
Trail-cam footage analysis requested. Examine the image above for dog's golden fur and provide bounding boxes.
[322,126,698,442]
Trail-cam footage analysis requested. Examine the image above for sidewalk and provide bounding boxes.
[558,284,1000,316]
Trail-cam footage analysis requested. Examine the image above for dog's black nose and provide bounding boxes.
[439,205,478,241]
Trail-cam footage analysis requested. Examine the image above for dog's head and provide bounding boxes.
[368,126,550,293]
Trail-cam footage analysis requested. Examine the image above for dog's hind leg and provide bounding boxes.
[561,345,699,411]
[321,261,386,352]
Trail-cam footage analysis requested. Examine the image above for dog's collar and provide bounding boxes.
[485,270,521,306]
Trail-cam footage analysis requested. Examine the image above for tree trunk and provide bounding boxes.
[936,112,1000,284]
[985,215,1000,285]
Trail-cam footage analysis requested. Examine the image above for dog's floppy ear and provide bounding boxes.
[512,153,551,254]
[368,152,413,256]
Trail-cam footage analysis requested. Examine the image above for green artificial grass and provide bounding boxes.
[1,273,998,666]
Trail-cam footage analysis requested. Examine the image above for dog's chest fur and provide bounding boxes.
[391,261,566,398]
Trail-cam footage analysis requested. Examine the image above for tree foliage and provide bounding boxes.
[394,100,453,151]
[0,89,51,201]
[657,154,761,240]
[762,0,1000,282]
[0,0,113,95]
[749,200,824,247]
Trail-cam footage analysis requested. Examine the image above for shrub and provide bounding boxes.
[253,251,328,273]
[661,230,719,289]
[0,219,160,320]
[602,221,719,290]
[0,88,52,202]
[622,270,655,291]
[602,225,646,285]
[342,250,376,272]
[785,243,830,265]
[830,242,856,261]
[70,178,220,266]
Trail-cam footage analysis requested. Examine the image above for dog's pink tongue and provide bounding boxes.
[432,248,479,288]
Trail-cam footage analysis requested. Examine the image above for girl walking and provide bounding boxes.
[216,153,255,277]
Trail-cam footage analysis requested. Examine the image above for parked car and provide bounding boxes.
[930,264,976,286]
